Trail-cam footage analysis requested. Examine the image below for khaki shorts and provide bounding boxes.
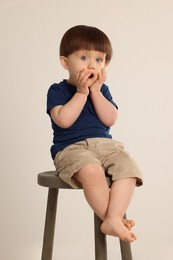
[54,138,143,188]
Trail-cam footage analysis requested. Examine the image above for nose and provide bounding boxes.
[87,59,96,69]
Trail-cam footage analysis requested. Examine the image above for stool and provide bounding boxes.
[38,171,133,260]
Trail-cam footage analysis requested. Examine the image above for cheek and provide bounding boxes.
[71,61,84,72]
[97,66,104,73]
[68,64,79,75]
[101,63,106,69]
[96,63,105,71]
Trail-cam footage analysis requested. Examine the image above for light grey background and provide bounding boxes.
[1,0,173,259]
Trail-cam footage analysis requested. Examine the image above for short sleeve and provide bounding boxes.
[101,84,118,109]
[47,83,69,115]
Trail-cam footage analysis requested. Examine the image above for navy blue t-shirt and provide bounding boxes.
[47,80,118,159]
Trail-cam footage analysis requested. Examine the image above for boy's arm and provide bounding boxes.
[50,92,87,128]
[50,69,100,128]
[90,90,118,127]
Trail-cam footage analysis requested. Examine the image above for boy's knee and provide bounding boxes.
[84,163,104,173]
[75,163,105,183]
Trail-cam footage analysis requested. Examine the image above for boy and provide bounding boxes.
[47,25,143,242]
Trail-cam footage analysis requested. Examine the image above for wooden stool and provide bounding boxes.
[38,171,133,260]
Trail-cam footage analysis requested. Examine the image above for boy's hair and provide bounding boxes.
[60,25,113,63]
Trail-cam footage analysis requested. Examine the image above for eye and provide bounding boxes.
[96,57,103,63]
[80,55,88,61]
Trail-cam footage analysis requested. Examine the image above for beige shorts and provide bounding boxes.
[54,138,143,188]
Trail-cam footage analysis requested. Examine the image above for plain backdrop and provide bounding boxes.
[1,0,173,259]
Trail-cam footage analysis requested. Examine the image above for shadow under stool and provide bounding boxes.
[38,171,133,260]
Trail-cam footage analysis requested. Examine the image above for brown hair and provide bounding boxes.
[59,25,113,63]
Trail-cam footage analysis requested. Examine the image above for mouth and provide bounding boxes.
[88,73,94,79]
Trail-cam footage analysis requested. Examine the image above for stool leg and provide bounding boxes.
[119,214,133,260]
[120,240,133,260]
[41,188,58,260]
[94,213,107,260]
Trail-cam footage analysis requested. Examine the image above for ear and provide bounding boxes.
[59,56,68,70]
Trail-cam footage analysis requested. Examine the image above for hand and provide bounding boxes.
[75,69,98,95]
[89,69,107,93]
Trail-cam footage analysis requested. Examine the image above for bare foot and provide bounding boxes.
[122,219,135,230]
[100,218,137,242]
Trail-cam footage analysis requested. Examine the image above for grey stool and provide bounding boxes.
[38,171,133,260]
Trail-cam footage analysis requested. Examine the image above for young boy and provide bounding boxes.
[47,25,143,242]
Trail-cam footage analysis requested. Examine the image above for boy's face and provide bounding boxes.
[60,50,107,86]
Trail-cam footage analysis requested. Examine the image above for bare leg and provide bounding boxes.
[74,164,136,242]
[100,178,137,242]
[74,163,109,220]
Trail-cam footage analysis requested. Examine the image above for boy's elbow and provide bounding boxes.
[107,109,118,126]
[54,119,72,129]
[50,107,72,128]
[60,122,72,129]
[105,118,117,127]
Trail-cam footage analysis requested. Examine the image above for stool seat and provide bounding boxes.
[38,170,112,189]
[38,170,133,260]
[38,171,73,189]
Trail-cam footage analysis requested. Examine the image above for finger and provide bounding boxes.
[79,70,93,85]
[76,68,85,81]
